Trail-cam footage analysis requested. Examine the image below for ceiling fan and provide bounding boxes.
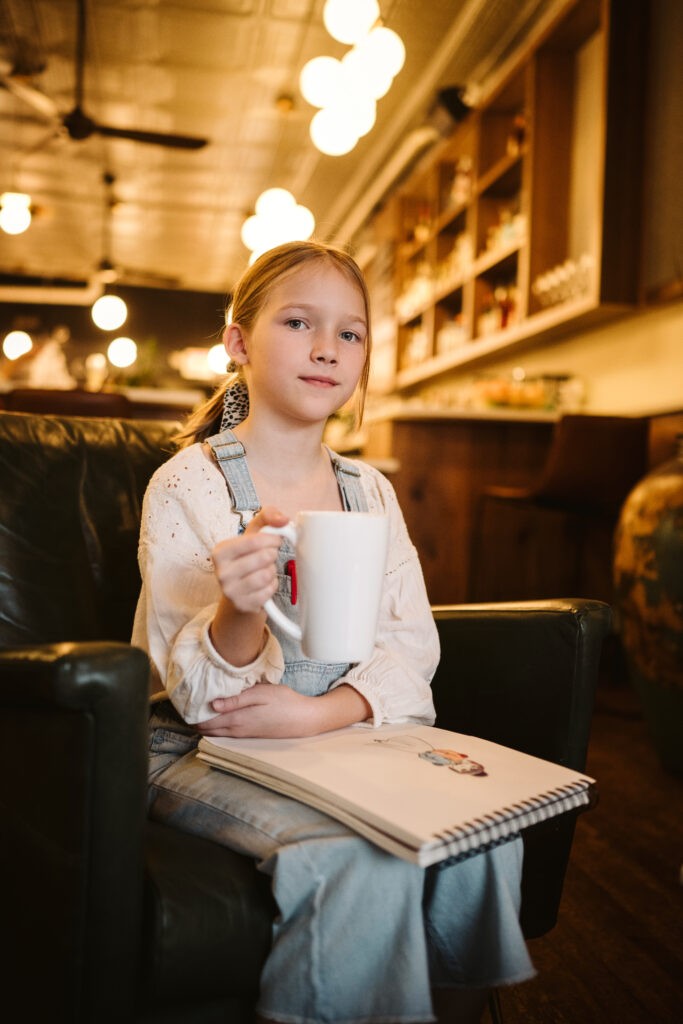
[1,0,208,150]
[94,171,182,289]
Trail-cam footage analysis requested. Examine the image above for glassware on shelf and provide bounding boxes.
[395,261,433,320]
[436,233,473,290]
[401,325,431,368]
[483,206,526,257]
[531,253,596,308]
[449,156,473,206]
[436,314,467,355]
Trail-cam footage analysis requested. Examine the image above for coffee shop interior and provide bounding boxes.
[1,0,682,1021]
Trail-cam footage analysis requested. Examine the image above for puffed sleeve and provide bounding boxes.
[131,449,285,723]
[329,465,439,726]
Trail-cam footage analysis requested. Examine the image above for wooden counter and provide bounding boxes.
[361,410,556,604]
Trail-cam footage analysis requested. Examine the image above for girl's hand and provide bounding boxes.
[195,682,373,739]
[212,505,288,614]
[195,683,319,738]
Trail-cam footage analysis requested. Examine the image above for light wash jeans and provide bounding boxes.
[149,435,534,1020]
[149,704,535,1024]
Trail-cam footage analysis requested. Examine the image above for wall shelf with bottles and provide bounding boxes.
[360,0,646,394]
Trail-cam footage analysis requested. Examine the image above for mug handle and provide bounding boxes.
[261,523,302,641]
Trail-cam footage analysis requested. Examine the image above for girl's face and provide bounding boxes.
[228,262,368,427]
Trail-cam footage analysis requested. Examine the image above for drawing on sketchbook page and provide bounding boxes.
[371,734,488,776]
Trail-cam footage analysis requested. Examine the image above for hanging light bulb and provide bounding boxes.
[241,213,272,254]
[310,108,360,156]
[106,336,137,368]
[342,42,394,100]
[323,0,379,45]
[92,293,128,331]
[241,188,315,257]
[255,188,297,218]
[288,203,316,240]
[0,192,32,235]
[299,56,344,108]
[207,343,229,376]
[2,329,33,359]
[362,25,406,78]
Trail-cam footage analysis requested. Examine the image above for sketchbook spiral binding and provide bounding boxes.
[433,780,594,866]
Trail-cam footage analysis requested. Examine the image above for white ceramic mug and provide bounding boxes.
[262,511,389,662]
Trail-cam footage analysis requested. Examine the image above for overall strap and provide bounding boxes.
[207,432,368,518]
[206,429,260,528]
[329,450,368,512]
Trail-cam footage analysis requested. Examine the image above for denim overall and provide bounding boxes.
[147,433,534,1023]
[206,428,369,696]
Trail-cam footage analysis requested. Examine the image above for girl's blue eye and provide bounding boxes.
[286,318,305,330]
[340,330,362,343]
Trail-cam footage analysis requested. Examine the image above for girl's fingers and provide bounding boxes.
[246,505,289,534]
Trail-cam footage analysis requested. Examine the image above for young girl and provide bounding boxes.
[133,241,534,1023]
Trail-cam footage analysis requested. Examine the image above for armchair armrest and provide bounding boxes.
[431,598,612,769]
[0,642,150,1022]
[431,598,612,938]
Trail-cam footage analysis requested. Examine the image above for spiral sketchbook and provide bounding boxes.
[197,723,596,867]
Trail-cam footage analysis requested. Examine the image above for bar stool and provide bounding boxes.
[468,414,650,605]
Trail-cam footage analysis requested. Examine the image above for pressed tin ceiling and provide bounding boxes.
[0,0,567,297]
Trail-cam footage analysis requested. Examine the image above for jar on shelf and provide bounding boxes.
[450,156,473,206]
[413,204,432,244]
[506,113,527,156]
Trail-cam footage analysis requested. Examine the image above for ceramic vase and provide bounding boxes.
[613,436,683,777]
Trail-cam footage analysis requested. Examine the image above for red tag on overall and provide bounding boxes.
[285,559,297,604]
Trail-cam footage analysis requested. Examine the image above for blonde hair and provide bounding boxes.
[174,240,373,448]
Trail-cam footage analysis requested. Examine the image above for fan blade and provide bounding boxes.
[96,123,208,149]
[69,3,208,151]
[0,74,59,121]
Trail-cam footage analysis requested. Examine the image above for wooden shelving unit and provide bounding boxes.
[359,0,647,395]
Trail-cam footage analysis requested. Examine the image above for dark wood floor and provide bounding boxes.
[487,685,683,1024]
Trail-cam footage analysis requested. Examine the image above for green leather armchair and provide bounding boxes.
[0,411,610,1022]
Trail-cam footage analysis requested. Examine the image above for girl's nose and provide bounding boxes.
[311,332,338,363]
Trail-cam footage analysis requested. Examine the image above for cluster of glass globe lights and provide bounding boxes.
[240,1,405,262]
[301,4,406,158]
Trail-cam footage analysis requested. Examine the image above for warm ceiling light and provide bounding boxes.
[342,42,394,100]
[322,0,379,45]
[301,10,405,158]
[255,188,296,218]
[0,191,32,235]
[299,56,343,108]
[92,294,128,330]
[241,188,315,258]
[362,25,406,77]
[310,108,360,156]
[2,329,33,359]
[107,336,137,368]
[207,343,229,376]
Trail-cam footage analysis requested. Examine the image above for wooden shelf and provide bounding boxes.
[395,297,632,390]
[476,150,526,197]
[473,239,525,277]
[358,0,646,394]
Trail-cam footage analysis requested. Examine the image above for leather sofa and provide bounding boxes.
[0,410,611,1023]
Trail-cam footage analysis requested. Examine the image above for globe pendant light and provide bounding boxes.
[323,0,380,45]
[92,293,128,330]
[0,191,32,235]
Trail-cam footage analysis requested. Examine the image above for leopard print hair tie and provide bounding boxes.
[219,376,250,430]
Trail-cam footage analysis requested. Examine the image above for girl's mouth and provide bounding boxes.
[300,376,337,387]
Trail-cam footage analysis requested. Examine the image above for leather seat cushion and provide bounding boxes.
[142,820,275,1003]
